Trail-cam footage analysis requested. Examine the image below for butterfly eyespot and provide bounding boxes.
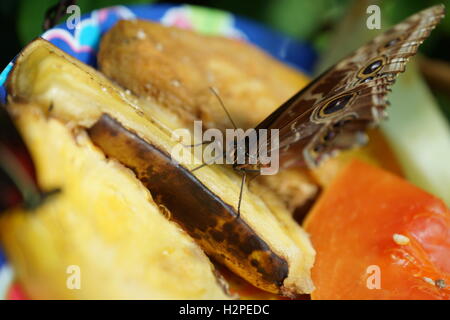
[384,37,401,48]
[360,76,374,83]
[333,119,348,128]
[323,94,353,115]
[362,59,383,75]
[323,130,336,142]
[332,114,357,128]
[313,143,326,153]
[312,93,356,123]
[358,56,386,79]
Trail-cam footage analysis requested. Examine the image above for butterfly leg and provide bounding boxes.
[189,141,226,172]
[236,168,261,219]
[182,140,211,148]
[237,171,246,218]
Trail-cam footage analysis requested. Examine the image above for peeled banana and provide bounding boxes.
[3,38,315,297]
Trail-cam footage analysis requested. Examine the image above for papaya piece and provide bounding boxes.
[304,160,450,300]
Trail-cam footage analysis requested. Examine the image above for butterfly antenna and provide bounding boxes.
[191,162,210,172]
[209,87,238,130]
[183,140,210,148]
[189,88,235,173]
[237,172,246,219]
[247,173,260,184]
[190,150,225,172]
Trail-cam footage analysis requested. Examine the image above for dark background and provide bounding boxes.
[1,0,449,119]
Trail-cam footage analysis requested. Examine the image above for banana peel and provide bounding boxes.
[3,38,315,297]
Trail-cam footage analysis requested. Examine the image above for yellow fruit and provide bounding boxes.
[0,103,230,299]
[4,39,316,297]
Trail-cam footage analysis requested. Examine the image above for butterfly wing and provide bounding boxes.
[257,4,445,168]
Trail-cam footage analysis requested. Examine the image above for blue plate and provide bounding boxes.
[0,3,316,298]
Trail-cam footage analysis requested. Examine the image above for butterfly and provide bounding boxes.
[228,4,445,172]
[43,0,77,31]
[214,5,445,214]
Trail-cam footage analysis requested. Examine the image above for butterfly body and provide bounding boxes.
[197,5,444,215]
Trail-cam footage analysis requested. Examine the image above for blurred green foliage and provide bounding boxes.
[264,0,350,40]
[5,0,450,60]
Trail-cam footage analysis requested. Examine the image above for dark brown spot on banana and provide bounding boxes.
[87,113,289,294]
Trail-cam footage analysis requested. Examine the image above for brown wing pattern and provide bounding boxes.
[257,5,445,168]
